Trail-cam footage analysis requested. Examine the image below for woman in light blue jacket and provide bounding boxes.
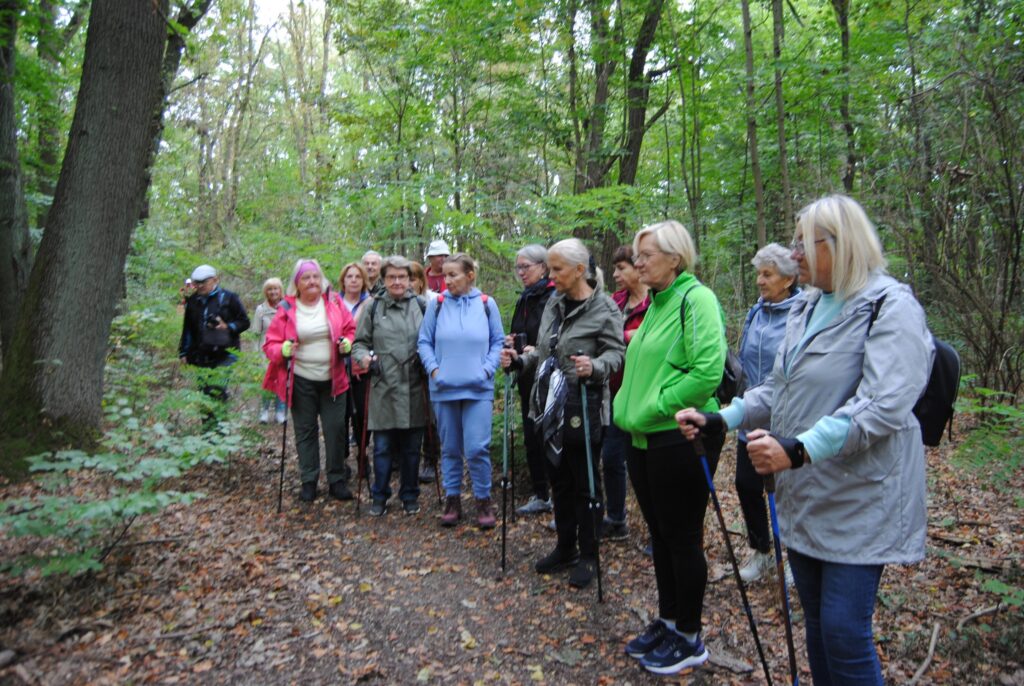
[679,195,934,686]
[733,244,801,584]
[418,253,504,529]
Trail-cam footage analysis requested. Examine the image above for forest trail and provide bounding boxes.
[1,424,1022,685]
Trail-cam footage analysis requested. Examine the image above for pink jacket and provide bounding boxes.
[262,293,357,405]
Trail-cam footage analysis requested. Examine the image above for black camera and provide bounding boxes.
[512,333,527,355]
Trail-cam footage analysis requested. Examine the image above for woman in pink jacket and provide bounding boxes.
[264,259,357,502]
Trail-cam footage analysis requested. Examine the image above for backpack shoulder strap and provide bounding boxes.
[415,295,427,315]
[677,283,703,337]
[865,293,888,336]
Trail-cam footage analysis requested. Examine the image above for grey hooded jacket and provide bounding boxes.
[352,291,427,431]
[737,272,934,564]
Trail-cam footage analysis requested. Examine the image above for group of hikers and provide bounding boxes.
[178,194,935,684]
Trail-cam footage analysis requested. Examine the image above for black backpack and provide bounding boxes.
[678,285,746,406]
[868,295,961,446]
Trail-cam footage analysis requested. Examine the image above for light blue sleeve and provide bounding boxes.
[797,416,851,463]
[417,302,440,375]
[720,399,745,432]
[483,298,505,377]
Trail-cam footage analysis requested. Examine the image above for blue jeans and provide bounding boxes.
[435,399,493,499]
[788,548,885,686]
[371,428,424,503]
[601,419,628,523]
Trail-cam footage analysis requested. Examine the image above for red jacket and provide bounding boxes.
[262,293,357,405]
[609,288,650,396]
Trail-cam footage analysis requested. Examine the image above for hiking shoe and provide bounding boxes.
[418,464,435,483]
[534,547,580,574]
[259,409,270,424]
[328,481,354,501]
[476,498,497,529]
[517,495,552,515]
[568,558,596,588]
[275,409,287,424]
[602,517,629,542]
[440,495,462,527]
[299,482,317,502]
[784,559,795,587]
[546,517,557,532]
[403,500,421,515]
[625,620,671,659]
[739,551,774,583]
[641,632,709,674]
[642,541,653,557]
[369,499,386,517]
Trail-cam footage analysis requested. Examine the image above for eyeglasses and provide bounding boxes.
[789,237,829,257]
[514,262,538,273]
[633,250,665,265]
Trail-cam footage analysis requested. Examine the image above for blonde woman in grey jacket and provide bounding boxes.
[678,195,934,686]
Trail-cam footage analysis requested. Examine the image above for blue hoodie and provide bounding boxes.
[418,288,505,401]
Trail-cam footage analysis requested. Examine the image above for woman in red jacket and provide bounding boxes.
[264,259,357,502]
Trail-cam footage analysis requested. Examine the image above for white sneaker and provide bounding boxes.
[259,409,270,424]
[739,551,774,583]
[276,409,287,424]
[517,495,552,515]
[784,559,795,587]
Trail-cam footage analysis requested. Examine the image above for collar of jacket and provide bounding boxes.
[549,287,600,319]
[791,271,894,327]
[382,289,416,306]
[649,270,698,305]
[757,288,802,313]
[520,278,554,301]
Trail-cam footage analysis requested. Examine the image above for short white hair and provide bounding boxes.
[794,195,886,298]
[632,220,697,274]
[548,238,604,291]
[751,243,799,279]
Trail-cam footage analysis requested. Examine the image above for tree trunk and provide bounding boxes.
[616,0,666,187]
[0,1,31,359]
[771,0,793,229]
[831,0,855,192]
[0,0,169,452]
[741,0,766,248]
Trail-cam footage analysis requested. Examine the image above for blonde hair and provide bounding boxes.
[262,277,284,301]
[632,220,697,274]
[444,253,478,283]
[795,195,886,298]
[338,262,371,294]
[286,259,326,297]
[548,238,604,291]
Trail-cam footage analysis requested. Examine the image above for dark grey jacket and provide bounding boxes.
[737,273,934,564]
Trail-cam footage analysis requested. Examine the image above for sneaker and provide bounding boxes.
[602,517,629,542]
[440,496,462,527]
[568,558,596,588]
[739,550,774,583]
[476,498,496,529]
[625,620,671,659]
[299,482,317,502]
[328,482,353,501]
[259,409,270,424]
[369,500,386,517]
[275,409,287,424]
[534,547,580,574]
[517,495,552,515]
[641,632,709,675]
[418,464,435,484]
[784,559,795,587]
[403,500,420,515]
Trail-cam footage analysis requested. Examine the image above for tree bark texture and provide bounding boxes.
[741,0,766,248]
[831,0,855,192]
[771,0,793,229]
[1,0,169,435]
[0,1,31,359]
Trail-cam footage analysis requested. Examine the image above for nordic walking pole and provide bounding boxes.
[509,374,517,523]
[766,474,799,685]
[276,351,294,514]
[355,352,375,517]
[693,435,773,686]
[420,383,443,506]
[578,352,603,603]
[500,369,512,572]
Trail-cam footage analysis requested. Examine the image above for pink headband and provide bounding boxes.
[295,261,319,285]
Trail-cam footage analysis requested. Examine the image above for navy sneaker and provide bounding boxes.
[641,632,709,675]
[625,620,670,659]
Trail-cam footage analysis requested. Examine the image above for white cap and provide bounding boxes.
[191,264,217,282]
[425,239,451,258]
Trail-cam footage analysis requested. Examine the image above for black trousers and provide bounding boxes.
[627,432,724,633]
[735,439,771,553]
[545,441,603,559]
[519,376,549,500]
[291,375,348,486]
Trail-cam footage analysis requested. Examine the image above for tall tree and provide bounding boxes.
[0,0,170,457]
[771,0,792,227]
[741,0,766,247]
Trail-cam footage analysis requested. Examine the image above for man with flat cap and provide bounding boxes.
[178,264,250,428]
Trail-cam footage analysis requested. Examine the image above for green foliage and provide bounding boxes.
[953,387,1023,490]
[981,578,1024,609]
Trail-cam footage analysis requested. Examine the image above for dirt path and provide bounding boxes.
[1,428,1022,685]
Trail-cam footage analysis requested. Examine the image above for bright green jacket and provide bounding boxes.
[613,271,726,448]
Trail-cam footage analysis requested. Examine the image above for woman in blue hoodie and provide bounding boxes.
[733,243,802,584]
[418,253,505,529]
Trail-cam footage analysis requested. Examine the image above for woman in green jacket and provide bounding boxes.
[614,220,727,676]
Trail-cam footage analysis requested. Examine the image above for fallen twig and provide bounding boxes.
[956,602,1007,631]
[908,622,940,685]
